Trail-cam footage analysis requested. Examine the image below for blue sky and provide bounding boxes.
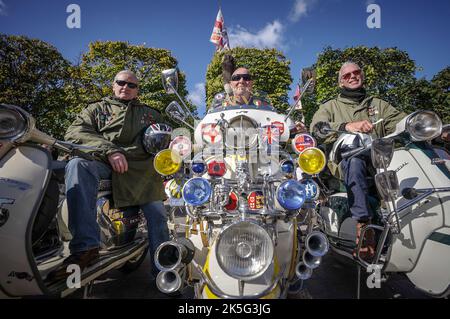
[0,0,449,116]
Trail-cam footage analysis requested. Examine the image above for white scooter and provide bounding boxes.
[313,111,450,298]
[0,104,149,298]
[150,69,328,299]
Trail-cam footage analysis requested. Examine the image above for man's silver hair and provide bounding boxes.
[114,70,139,83]
[338,61,365,83]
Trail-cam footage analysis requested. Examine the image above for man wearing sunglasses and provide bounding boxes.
[229,67,255,105]
[310,62,406,260]
[48,70,169,283]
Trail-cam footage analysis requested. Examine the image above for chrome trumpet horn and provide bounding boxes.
[154,238,195,271]
[305,231,329,257]
[295,262,313,280]
[303,250,321,269]
[156,269,183,294]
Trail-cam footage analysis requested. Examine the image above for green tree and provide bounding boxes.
[0,34,73,138]
[430,67,450,123]
[302,46,419,125]
[72,41,191,119]
[205,47,292,112]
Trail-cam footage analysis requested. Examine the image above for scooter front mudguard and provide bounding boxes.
[0,145,52,297]
[384,146,450,274]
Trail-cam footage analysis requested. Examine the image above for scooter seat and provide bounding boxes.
[98,180,112,192]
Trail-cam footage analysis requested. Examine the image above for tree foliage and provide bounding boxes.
[71,41,191,116]
[301,46,450,125]
[205,47,292,112]
[0,34,73,138]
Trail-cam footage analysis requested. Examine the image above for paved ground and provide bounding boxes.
[68,210,433,299]
[68,249,431,299]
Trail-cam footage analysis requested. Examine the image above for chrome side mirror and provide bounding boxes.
[371,138,394,169]
[161,69,178,94]
[375,170,400,201]
[166,101,187,122]
[165,101,194,130]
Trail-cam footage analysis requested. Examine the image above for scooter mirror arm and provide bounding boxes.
[284,78,314,121]
[166,82,198,122]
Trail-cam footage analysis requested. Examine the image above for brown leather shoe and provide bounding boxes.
[46,247,99,282]
[353,222,376,262]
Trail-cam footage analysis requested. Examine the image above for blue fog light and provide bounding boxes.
[276,180,306,210]
[182,177,212,206]
[191,161,206,174]
[280,159,295,174]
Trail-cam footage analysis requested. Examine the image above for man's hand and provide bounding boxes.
[108,152,128,174]
[345,120,374,133]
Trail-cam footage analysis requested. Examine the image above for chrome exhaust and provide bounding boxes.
[154,238,195,271]
[303,250,321,269]
[305,231,329,257]
[156,270,183,294]
[295,262,313,280]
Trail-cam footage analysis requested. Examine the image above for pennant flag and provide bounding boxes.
[293,84,302,109]
[210,9,230,52]
[293,84,301,101]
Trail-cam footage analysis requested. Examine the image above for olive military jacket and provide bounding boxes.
[309,94,407,177]
[65,97,165,208]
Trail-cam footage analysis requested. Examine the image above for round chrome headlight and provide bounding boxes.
[0,105,28,141]
[216,221,274,280]
[225,115,258,150]
[276,180,307,210]
[182,177,212,206]
[406,111,442,141]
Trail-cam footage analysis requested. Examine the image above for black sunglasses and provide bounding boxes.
[115,80,138,89]
[231,74,252,81]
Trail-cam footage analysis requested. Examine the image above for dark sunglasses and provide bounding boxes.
[115,80,138,89]
[231,74,252,81]
[342,70,361,81]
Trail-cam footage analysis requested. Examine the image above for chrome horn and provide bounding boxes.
[156,269,183,294]
[305,231,329,257]
[303,250,321,269]
[295,262,313,280]
[154,238,195,271]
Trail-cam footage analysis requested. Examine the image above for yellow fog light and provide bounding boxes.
[298,147,326,175]
[154,149,182,176]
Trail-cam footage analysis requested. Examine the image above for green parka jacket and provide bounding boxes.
[65,97,165,208]
[309,94,407,177]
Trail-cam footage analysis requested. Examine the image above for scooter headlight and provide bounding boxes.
[298,147,326,175]
[182,177,212,206]
[406,110,442,141]
[216,221,274,280]
[153,149,182,176]
[276,180,306,210]
[0,105,28,141]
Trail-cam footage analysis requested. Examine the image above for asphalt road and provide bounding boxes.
[68,248,431,299]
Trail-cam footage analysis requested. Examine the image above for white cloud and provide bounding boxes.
[289,0,316,23]
[228,20,286,49]
[187,83,205,106]
[0,1,7,16]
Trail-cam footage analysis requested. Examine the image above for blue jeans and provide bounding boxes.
[340,154,372,222]
[65,157,169,276]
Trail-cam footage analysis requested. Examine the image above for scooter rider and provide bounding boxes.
[48,70,170,281]
[310,62,406,259]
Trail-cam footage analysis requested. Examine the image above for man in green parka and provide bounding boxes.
[48,70,169,281]
[310,62,406,259]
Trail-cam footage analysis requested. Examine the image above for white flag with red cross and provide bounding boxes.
[210,9,230,52]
